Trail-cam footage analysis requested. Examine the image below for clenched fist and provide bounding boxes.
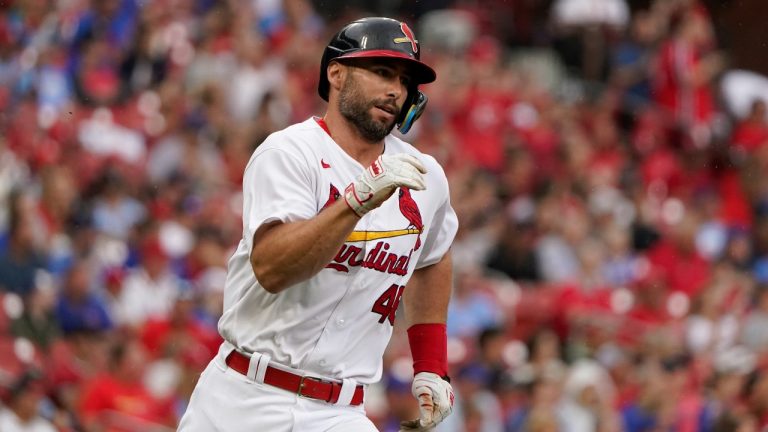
[344,153,426,217]
[399,372,454,431]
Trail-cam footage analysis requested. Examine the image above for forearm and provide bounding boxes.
[403,252,453,403]
[250,200,359,293]
[404,252,452,326]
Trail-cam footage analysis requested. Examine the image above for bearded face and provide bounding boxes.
[338,70,399,143]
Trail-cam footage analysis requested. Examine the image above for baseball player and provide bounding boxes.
[178,17,458,432]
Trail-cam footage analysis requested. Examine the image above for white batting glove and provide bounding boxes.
[344,153,427,217]
[399,372,454,431]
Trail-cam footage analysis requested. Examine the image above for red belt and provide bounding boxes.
[225,350,365,406]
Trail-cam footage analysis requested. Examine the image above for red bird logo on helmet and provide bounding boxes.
[394,22,418,53]
[398,187,423,250]
[321,184,341,212]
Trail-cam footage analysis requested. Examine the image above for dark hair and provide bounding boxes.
[7,369,45,401]
[712,413,748,432]
[661,353,691,372]
[110,340,128,366]
[6,188,25,237]
[478,326,503,351]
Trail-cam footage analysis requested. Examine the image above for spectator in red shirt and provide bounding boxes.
[79,338,173,432]
[647,212,711,297]
[452,36,515,173]
[585,108,627,190]
[731,99,768,155]
[139,287,220,363]
[627,264,673,328]
[652,6,724,148]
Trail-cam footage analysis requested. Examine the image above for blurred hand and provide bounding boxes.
[399,372,454,431]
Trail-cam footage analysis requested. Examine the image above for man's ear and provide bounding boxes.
[327,61,345,94]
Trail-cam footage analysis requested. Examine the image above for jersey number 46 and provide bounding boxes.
[371,284,405,326]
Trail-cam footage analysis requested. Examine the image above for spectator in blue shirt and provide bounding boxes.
[0,190,46,298]
[55,260,113,335]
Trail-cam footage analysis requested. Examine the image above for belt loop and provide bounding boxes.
[334,378,357,406]
[219,342,236,370]
[250,353,270,384]
[246,351,261,381]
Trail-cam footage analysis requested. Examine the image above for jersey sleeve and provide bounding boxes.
[415,165,458,269]
[242,146,317,252]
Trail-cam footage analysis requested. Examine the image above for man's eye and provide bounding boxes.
[400,77,411,87]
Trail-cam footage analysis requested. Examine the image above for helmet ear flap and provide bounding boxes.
[319,46,345,101]
[397,91,428,134]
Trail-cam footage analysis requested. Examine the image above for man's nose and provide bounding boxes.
[386,79,404,100]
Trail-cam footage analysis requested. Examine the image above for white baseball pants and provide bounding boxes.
[178,350,378,432]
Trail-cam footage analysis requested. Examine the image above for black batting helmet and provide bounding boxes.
[318,17,436,100]
[318,17,436,134]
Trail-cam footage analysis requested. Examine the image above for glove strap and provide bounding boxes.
[343,184,366,217]
[407,323,448,377]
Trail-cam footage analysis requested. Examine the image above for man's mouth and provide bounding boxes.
[375,104,397,116]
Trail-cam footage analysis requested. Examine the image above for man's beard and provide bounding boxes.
[338,73,397,143]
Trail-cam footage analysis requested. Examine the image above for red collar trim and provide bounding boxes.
[314,116,332,137]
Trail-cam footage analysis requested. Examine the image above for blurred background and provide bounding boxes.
[1,0,768,431]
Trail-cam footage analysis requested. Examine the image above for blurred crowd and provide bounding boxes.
[1,0,768,431]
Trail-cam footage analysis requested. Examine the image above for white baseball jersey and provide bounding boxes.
[217,117,458,385]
